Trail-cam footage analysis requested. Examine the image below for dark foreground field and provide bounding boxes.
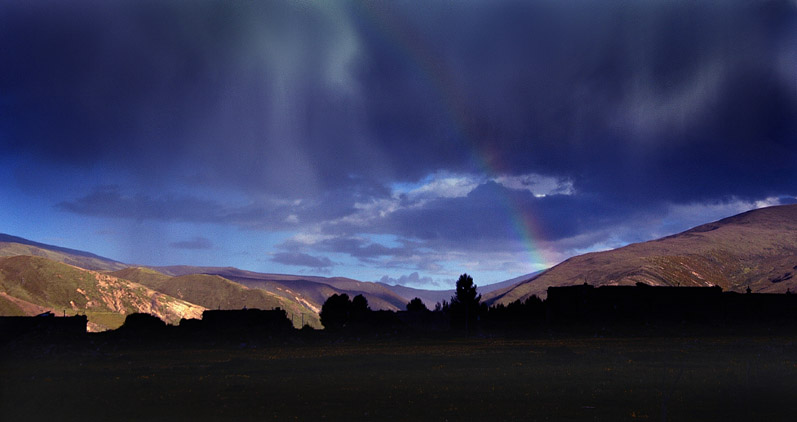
[2,334,796,421]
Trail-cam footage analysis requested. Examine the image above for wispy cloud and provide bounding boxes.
[270,252,334,269]
[379,272,441,288]
[169,237,213,250]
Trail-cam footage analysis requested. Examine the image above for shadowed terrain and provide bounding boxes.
[1,336,795,421]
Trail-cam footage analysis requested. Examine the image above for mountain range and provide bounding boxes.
[2,204,796,330]
[0,234,521,330]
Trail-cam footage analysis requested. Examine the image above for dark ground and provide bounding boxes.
[1,333,796,421]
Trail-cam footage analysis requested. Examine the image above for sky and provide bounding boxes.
[1,0,796,289]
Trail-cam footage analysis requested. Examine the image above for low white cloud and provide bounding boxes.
[379,272,439,288]
[492,174,575,197]
[394,171,575,201]
[404,172,482,199]
[288,233,335,245]
[754,196,788,209]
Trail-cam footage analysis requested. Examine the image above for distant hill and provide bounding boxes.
[155,266,410,313]
[377,284,453,309]
[0,233,126,271]
[486,204,797,306]
[109,267,321,328]
[0,233,579,329]
[379,272,542,308]
[0,236,411,325]
[0,256,204,331]
[0,235,421,328]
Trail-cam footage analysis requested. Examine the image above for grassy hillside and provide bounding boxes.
[487,204,797,305]
[111,268,321,328]
[108,267,172,290]
[0,292,26,316]
[0,256,204,331]
[157,266,410,312]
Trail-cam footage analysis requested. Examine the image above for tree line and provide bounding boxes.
[320,273,544,333]
[319,274,797,335]
[8,273,796,346]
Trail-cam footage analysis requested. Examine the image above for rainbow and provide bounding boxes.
[355,3,552,270]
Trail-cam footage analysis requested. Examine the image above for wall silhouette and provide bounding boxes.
[545,283,797,326]
[0,311,87,343]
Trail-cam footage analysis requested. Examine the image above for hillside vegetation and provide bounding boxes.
[0,256,204,331]
[109,268,321,328]
[108,267,171,289]
[487,204,797,305]
[161,266,409,313]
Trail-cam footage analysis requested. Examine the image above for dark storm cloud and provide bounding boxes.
[0,0,385,194]
[349,182,632,246]
[170,237,212,250]
[279,181,639,267]
[2,0,794,203]
[55,185,290,228]
[55,182,395,232]
[271,252,334,269]
[279,235,420,264]
[4,0,796,272]
[357,0,797,202]
[57,186,230,222]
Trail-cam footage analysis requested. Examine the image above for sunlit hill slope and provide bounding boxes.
[110,267,322,328]
[0,256,204,331]
[486,204,797,306]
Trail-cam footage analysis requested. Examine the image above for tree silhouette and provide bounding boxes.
[449,273,481,331]
[121,312,166,331]
[320,293,373,329]
[350,294,370,323]
[351,294,369,312]
[320,293,351,330]
[406,297,428,312]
